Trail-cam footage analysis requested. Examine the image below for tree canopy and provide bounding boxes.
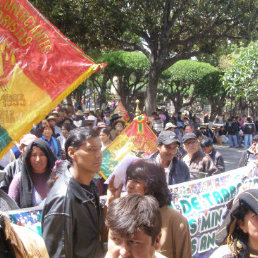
[159,60,224,117]
[222,41,258,104]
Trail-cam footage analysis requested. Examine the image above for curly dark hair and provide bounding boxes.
[126,159,172,207]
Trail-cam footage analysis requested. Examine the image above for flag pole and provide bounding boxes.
[135,99,141,116]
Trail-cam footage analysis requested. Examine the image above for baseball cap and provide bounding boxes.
[182,133,197,143]
[19,134,37,146]
[158,131,179,145]
[215,189,258,245]
[165,122,177,130]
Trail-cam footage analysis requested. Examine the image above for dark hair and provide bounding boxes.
[25,139,56,174]
[201,137,213,148]
[195,130,202,138]
[105,194,161,245]
[62,117,73,125]
[65,128,99,162]
[152,112,158,116]
[253,135,258,143]
[100,128,111,136]
[126,159,172,207]
[61,123,75,132]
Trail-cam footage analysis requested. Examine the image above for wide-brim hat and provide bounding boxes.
[97,122,107,128]
[215,189,258,246]
[110,114,121,122]
[165,122,177,130]
[47,115,57,122]
[75,110,84,116]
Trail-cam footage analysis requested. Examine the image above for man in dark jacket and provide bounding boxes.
[148,131,190,185]
[182,133,216,179]
[225,117,239,148]
[41,128,120,258]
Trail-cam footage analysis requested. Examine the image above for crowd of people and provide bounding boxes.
[0,101,257,257]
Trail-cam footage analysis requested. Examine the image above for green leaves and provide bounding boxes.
[222,41,258,102]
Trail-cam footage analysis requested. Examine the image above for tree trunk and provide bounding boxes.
[145,65,160,116]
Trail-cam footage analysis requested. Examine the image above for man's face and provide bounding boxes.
[202,145,213,154]
[70,137,102,175]
[126,178,145,195]
[183,138,199,155]
[157,142,178,163]
[185,126,193,134]
[107,229,160,258]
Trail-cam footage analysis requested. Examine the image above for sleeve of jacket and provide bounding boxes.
[41,196,73,258]
[238,151,248,167]
[56,139,62,160]
[215,155,225,173]
[0,161,18,193]
[172,212,192,258]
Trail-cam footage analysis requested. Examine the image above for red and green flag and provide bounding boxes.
[99,114,157,179]
[0,0,104,159]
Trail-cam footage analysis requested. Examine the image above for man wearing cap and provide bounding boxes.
[148,131,190,185]
[182,133,212,180]
[0,134,37,193]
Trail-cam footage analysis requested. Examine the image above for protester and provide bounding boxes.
[111,119,125,139]
[184,124,195,134]
[211,189,258,257]
[239,135,258,167]
[0,134,37,193]
[148,131,190,184]
[243,117,256,149]
[100,128,112,151]
[151,112,164,135]
[42,128,120,257]
[41,125,62,159]
[164,122,177,132]
[57,123,74,159]
[125,159,192,258]
[47,115,62,137]
[182,133,212,179]
[218,126,229,144]
[105,194,166,258]
[225,117,239,148]
[201,138,225,174]
[8,139,56,208]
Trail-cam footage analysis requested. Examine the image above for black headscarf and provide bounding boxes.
[20,138,56,208]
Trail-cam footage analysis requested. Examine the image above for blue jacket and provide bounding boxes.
[148,152,190,185]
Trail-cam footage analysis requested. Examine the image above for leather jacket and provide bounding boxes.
[41,165,105,258]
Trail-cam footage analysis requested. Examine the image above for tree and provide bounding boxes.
[159,60,224,119]
[31,0,257,114]
[222,41,258,116]
[98,51,149,111]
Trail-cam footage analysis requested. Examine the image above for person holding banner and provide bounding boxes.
[148,131,190,185]
[125,159,192,258]
[211,189,258,258]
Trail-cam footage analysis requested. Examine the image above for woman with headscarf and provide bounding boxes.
[211,188,258,258]
[8,139,56,208]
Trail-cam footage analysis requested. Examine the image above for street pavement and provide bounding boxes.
[214,144,245,171]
